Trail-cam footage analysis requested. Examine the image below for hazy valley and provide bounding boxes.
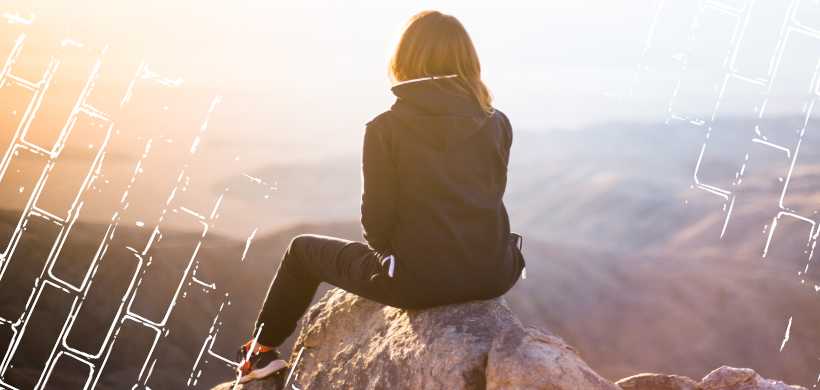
[1,118,819,388]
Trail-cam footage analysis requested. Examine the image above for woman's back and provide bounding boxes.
[362,76,520,304]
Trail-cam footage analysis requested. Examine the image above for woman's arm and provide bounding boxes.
[360,121,398,253]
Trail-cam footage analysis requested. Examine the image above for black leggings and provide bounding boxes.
[254,234,413,347]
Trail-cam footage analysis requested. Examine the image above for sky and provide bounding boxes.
[3,0,812,161]
[9,2,655,126]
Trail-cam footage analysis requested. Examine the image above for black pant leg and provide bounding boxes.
[254,234,396,348]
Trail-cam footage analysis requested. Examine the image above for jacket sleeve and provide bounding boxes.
[360,121,398,253]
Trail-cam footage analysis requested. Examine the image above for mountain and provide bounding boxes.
[1,117,818,388]
[0,213,350,389]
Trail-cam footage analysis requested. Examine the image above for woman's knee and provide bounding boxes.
[279,234,320,281]
[285,234,312,260]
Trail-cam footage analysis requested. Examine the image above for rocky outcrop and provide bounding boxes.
[216,288,616,389]
[616,366,807,390]
[213,289,806,390]
[616,372,699,390]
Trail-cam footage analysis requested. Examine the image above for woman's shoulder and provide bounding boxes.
[491,108,511,129]
[488,108,513,149]
[365,111,390,127]
[364,109,401,133]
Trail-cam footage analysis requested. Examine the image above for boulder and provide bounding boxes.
[212,289,807,390]
[214,288,617,389]
[615,366,807,390]
[614,372,698,390]
[699,366,806,390]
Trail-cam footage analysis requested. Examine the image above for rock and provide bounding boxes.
[485,325,616,389]
[211,290,806,390]
[699,366,807,390]
[615,366,807,390]
[213,288,617,389]
[615,373,699,390]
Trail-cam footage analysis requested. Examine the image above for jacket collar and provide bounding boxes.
[390,75,485,117]
[391,74,458,87]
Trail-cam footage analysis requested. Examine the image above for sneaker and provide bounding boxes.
[236,340,288,384]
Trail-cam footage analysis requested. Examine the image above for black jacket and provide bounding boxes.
[360,76,523,305]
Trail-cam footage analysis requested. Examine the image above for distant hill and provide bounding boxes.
[1,116,818,387]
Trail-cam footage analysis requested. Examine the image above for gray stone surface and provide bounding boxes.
[616,366,807,390]
[213,288,616,389]
[212,289,806,390]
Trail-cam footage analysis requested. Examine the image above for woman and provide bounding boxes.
[237,10,525,384]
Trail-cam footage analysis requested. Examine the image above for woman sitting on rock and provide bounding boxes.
[237,9,525,384]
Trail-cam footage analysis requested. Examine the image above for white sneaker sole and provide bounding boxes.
[238,359,288,384]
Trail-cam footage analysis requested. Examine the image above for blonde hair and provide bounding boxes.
[389,10,493,115]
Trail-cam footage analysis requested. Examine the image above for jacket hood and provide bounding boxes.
[389,76,491,151]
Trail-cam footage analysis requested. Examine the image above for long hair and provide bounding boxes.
[389,10,493,115]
